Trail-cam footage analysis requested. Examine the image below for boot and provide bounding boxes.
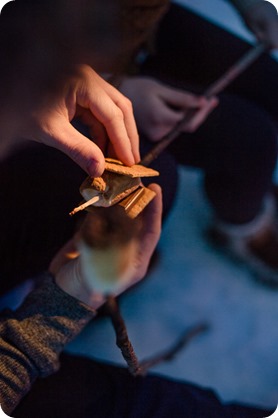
[207,195,278,287]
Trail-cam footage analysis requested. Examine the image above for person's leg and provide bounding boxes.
[14,353,274,418]
[167,94,278,286]
[140,2,278,223]
[140,90,278,284]
[140,3,278,285]
[0,142,86,295]
[166,94,277,225]
[142,3,278,123]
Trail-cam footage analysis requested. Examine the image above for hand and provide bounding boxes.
[50,184,162,308]
[1,65,140,177]
[244,1,278,48]
[119,77,218,142]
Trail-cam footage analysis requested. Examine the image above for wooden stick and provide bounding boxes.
[69,195,100,216]
[205,42,266,97]
[105,295,143,376]
[140,42,267,167]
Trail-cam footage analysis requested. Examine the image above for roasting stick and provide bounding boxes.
[205,42,267,96]
[69,195,100,216]
[140,42,267,167]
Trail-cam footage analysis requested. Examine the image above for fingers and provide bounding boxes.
[136,184,162,275]
[141,183,163,248]
[113,184,162,295]
[78,108,109,154]
[162,87,207,110]
[41,118,106,177]
[142,86,213,141]
[77,67,140,166]
[181,97,219,133]
[119,77,217,142]
[156,95,218,137]
[154,85,218,136]
[102,80,140,163]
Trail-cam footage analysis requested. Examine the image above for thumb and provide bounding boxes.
[49,237,79,275]
[41,121,106,177]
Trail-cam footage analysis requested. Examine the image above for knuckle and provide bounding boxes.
[120,96,133,113]
[112,107,125,123]
[102,106,124,125]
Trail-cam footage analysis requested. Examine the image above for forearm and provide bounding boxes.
[0,273,95,415]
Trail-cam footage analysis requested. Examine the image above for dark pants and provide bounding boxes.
[0,143,86,294]
[14,353,273,418]
[140,3,278,224]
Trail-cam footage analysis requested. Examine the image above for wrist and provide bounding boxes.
[54,258,107,310]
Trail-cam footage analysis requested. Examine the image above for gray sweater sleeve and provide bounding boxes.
[0,273,96,415]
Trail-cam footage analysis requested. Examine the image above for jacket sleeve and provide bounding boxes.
[0,273,96,415]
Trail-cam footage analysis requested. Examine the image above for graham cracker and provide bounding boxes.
[104,158,159,178]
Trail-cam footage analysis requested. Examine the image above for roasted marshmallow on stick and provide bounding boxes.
[69,158,159,293]
[77,206,142,294]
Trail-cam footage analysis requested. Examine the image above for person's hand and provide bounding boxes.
[243,1,278,48]
[1,65,139,177]
[49,184,162,309]
[119,77,218,142]
[30,65,140,176]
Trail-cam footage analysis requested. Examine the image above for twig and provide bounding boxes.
[138,322,209,375]
[105,295,143,376]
